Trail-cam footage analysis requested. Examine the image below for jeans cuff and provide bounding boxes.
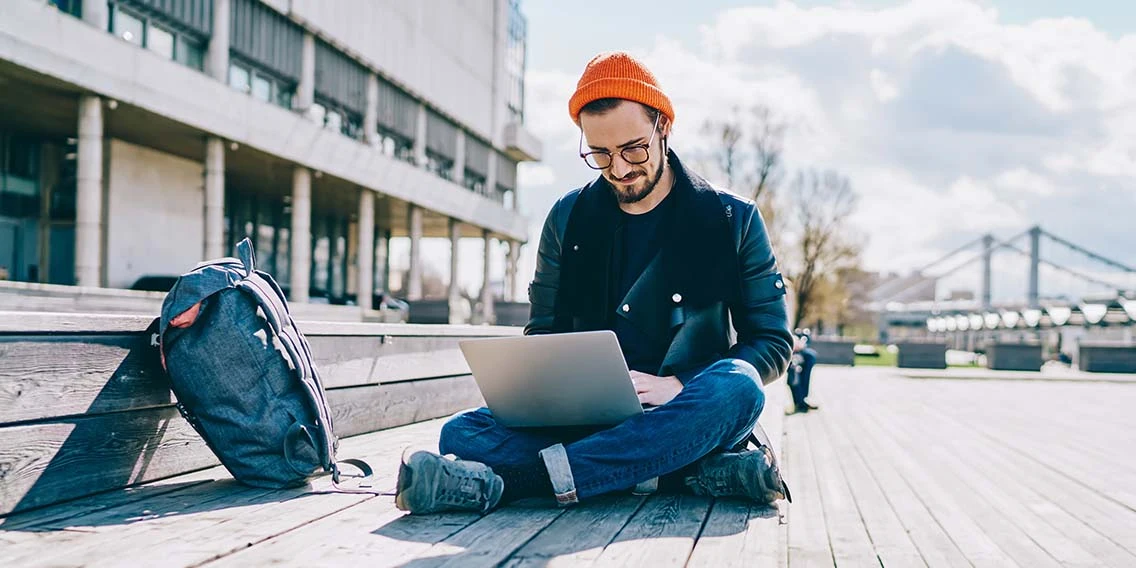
[539,443,579,507]
[632,477,658,495]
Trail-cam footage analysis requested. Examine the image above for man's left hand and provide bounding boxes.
[630,371,683,406]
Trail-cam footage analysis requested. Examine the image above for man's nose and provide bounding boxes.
[609,155,634,178]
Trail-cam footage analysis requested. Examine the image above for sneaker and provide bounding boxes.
[395,451,504,515]
[684,447,786,503]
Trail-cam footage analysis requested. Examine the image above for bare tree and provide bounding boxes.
[700,106,745,188]
[787,169,861,331]
[700,104,787,202]
[748,105,786,203]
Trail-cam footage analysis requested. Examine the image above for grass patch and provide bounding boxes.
[854,348,897,367]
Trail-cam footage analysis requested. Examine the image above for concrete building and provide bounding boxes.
[0,0,540,319]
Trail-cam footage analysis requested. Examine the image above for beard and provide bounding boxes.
[606,154,666,204]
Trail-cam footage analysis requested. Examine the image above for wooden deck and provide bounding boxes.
[3,367,1135,567]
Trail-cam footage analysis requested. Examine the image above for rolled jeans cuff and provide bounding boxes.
[539,443,579,507]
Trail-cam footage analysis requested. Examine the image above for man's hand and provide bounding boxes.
[631,371,683,406]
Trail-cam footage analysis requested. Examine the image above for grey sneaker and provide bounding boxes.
[395,451,504,515]
[684,447,786,503]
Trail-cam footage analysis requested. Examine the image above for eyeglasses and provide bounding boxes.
[579,114,660,170]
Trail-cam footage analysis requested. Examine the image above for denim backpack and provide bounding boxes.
[159,238,371,490]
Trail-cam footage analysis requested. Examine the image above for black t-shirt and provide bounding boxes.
[611,192,673,374]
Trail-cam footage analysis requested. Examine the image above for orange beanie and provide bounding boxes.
[568,52,675,125]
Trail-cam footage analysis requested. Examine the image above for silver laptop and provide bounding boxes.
[459,330,644,427]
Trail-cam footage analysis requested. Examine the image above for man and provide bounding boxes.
[788,329,820,414]
[395,52,794,515]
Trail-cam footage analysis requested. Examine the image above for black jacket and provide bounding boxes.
[525,151,793,385]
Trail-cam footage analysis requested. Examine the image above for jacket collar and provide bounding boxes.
[556,150,740,329]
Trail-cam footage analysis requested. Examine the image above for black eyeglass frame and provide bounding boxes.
[578,113,661,170]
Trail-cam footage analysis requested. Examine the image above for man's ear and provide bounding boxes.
[659,115,672,137]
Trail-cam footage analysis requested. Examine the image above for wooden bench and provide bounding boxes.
[985,342,1044,371]
[896,341,948,369]
[0,312,518,516]
[0,311,790,566]
[809,339,856,366]
[1078,341,1136,373]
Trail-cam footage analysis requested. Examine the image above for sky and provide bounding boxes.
[492,0,1136,305]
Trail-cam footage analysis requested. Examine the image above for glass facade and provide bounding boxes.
[506,0,527,123]
[0,133,75,285]
[108,3,205,71]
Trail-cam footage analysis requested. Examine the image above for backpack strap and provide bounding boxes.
[746,427,792,503]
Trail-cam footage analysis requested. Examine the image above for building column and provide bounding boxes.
[290,167,312,302]
[81,0,109,30]
[414,103,427,168]
[481,229,494,324]
[204,137,225,259]
[75,95,104,287]
[407,204,423,300]
[296,32,316,113]
[375,228,389,294]
[452,130,466,184]
[205,0,230,82]
[485,153,498,197]
[356,190,375,311]
[448,218,462,323]
[364,73,380,145]
[506,240,520,302]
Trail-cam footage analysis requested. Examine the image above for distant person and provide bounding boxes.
[394,51,793,515]
[788,328,819,414]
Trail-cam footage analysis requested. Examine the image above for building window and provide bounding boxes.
[251,74,272,102]
[425,150,454,181]
[48,0,82,18]
[463,171,486,194]
[230,61,294,110]
[377,127,416,165]
[108,4,205,71]
[175,36,205,70]
[146,24,175,59]
[111,6,145,45]
[505,0,527,123]
[229,63,251,93]
[312,98,364,140]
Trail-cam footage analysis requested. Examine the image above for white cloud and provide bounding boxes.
[993,168,1057,196]
[517,163,557,187]
[869,69,899,102]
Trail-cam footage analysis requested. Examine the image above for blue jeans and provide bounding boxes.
[789,348,816,407]
[439,358,765,502]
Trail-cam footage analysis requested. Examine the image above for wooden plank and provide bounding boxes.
[687,382,790,568]
[202,497,481,567]
[391,503,565,567]
[3,418,449,566]
[839,398,1024,567]
[898,408,1114,567]
[0,311,521,336]
[308,334,477,388]
[0,407,217,516]
[804,416,892,567]
[0,334,488,426]
[686,500,783,568]
[327,376,484,438]
[502,495,644,567]
[591,494,711,567]
[0,377,473,517]
[864,400,1066,567]
[784,413,834,567]
[818,405,963,568]
[898,390,1136,563]
[0,333,169,425]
